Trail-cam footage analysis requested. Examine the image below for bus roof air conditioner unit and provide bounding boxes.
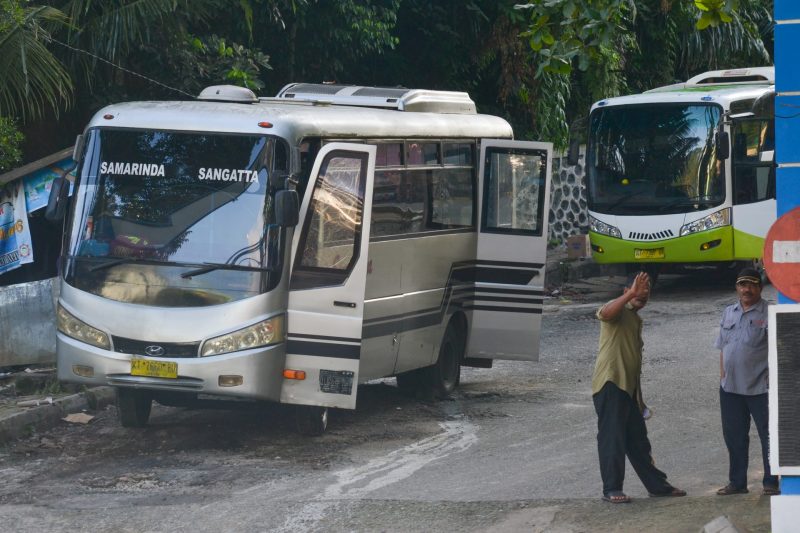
[686,67,775,86]
[274,83,477,114]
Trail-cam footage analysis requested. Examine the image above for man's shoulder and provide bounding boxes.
[723,301,740,314]
[596,300,615,321]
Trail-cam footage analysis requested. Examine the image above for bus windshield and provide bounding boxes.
[587,103,724,215]
[64,129,287,307]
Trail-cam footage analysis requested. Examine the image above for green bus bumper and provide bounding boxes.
[589,227,735,264]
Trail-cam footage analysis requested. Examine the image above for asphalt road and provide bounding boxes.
[0,273,776,532]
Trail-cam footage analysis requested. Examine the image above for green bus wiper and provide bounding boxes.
[657,196,720,212]
[607,191,644,211]
[180,262,273,279]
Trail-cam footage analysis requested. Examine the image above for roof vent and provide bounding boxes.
[198,85,258,103]
[274,83,476,114]
[686,67,774,86]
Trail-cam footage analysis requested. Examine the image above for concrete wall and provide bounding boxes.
[0,278,57,367]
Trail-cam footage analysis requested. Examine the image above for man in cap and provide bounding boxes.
[592,271,686,503]
[715,267,779,496]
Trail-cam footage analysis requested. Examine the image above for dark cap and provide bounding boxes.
[736,267,761,285]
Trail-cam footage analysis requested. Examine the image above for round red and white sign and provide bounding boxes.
[764,206,800,302]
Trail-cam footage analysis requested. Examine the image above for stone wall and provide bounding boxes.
[548,151,588,243]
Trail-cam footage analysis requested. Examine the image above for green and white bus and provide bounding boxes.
[581,67,775,279]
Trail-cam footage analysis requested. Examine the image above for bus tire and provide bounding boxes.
[295,405,328,436]
[116,388,152,428]
[428,324,463,398]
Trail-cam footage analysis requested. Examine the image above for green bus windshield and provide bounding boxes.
[587,103,724,215]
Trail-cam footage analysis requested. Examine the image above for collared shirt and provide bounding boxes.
[714,298,769,395]
[592,301,643,397]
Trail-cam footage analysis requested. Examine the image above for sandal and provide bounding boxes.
[602,491,631,504]
[717,484,748,495]
[763,486,781,496]
[649,487,687,497]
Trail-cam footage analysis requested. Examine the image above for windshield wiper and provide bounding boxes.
[180,262,273,279]
[657,196,720,212]
[606,191,644,211]
[85,256,143,272]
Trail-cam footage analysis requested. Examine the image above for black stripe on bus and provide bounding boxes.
[471,267,539,285]
[451,286,545,297]
[287,332,361,344]
[363,306,442,325]
[470,295,544,305]
[287,340,361,360]
[459,259,545,269]
[461,304,543,314]
[360,259,546,338]
[362,311,441,338]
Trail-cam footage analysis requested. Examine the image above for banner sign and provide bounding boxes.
[22,158,77,213]
[0,180,34,275]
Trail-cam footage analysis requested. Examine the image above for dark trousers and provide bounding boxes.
[719,387,778,489]
[593,381,672,496]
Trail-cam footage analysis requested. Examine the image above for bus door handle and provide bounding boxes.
[334,300,357,308]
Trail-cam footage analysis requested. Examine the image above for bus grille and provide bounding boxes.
[628,229,674,241]
[112,336,200,358]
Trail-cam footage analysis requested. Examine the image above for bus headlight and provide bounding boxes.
[679,208,731,236]
[589,215,622,238]
[201,315,285,357]
[56,304,110,350]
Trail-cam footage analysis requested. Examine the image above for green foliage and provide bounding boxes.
[518,0,633,78]
[268,0,400,82]
[0,0,775,165]
[516,0,773,146]
[0,2,73,120]
[0,116,24,172]
[165,34,272,93]
[696,0,738,29]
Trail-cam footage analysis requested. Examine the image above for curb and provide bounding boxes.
[0,386,115,445]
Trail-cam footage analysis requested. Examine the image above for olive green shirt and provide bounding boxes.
[592,301,643,397]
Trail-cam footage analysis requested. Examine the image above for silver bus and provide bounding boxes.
[47,84,553,434]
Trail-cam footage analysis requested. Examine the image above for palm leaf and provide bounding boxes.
[0,6,73,121]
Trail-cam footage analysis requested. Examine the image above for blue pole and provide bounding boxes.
[773,0,800,505]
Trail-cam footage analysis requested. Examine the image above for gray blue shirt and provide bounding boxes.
[714,298,769,395]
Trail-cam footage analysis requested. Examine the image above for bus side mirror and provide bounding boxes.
[45,177,70,221]
[566,139,581,166]
[276,189,299,227]
[716,131,730,160]
[72,134,85,164]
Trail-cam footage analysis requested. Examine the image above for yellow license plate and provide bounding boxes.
[131,358,177,379]
[634,248,665,260]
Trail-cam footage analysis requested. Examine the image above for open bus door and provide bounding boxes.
[282,144,376,424]
[466,140,553,361]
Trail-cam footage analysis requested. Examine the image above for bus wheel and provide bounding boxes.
[295,405,328,436]
[429,325,463,398]
[116,388,152,428]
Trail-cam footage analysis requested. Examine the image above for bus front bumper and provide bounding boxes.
[589,227,734,264]
[56,333,286,402]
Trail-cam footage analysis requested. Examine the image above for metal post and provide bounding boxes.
[771,2,800,529]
